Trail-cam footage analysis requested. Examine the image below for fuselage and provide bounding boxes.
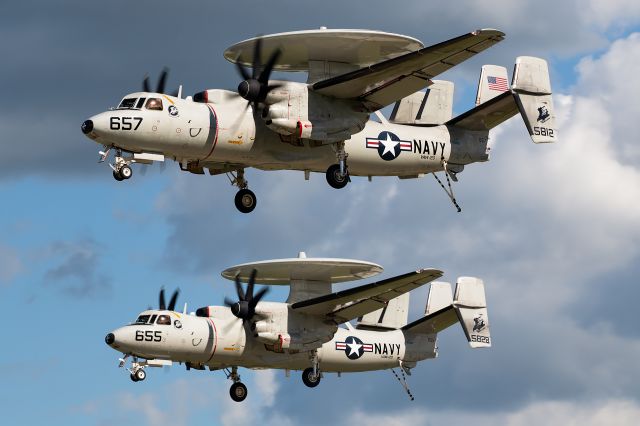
[84,90,490,178]
[106,305,437,373]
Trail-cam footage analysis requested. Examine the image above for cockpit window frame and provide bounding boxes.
[134,314,151,325]
[117,97,138,110]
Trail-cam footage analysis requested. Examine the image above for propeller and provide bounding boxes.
[159,288,180,311]
[224,269,269,322]
[142,67,179,97]
[234,37,283,110]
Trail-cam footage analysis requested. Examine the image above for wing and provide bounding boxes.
[311,29,505,111]
[290,269,443,323]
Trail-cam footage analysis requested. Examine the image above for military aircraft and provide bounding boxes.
[105,252,491,402]
[82,28,556,213]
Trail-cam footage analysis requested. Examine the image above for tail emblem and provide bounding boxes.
[472,314,486,332]
[537,106,550,123]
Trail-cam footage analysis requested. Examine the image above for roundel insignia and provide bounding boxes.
[335,336,374,360]
[168,105,179,116]
[365,131,412,161]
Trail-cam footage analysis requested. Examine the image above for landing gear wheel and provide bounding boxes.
[130,373,139,382]
[113,170,124,181]
[119,165,132,180]
[134,368,146,381]
[234,189,257,214]
[326,164,349,189]
[302,367,321,388]
[229,382,248,402]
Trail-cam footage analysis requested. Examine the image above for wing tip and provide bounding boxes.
[473,28,506,38]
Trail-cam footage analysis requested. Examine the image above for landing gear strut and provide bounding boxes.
[120,355,147,383]
[225,366,247,402]
[227,169,256,213]
[100,146,134,181]
[326,141,350,189]
[302,350,321,388]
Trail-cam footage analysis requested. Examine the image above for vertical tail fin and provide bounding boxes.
[476,65,510,105]
[512,56,556,143]
[454,277,491,348]
[357,292,410,330]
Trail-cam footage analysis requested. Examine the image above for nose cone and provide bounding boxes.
[81,119,93,134]
[105,332,115,345]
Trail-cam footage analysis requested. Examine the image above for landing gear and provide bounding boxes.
[326,164,349,189]
[326,141,350,189]
[130,368,146,382]
[227,169,257,213]
[100,146,135,182]
[234,189,257,214]
[302,367,321,388]
[119,164,132,180]
[225,366,247,402]
[230,382,248,402]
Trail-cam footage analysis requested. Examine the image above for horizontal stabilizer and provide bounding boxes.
[446,90,518,131]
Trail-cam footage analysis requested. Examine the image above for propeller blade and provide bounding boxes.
[223,297,236,307]
[249,286,269,309]
[259,48,282,85]
[235,57,251,81]
[143,75,151,92]
[246,269,257,302]
[159,288,166,310]
[234,274,246,301]
[167,289,180,311]
[266,83,283,92]
[156,68,169,94]
[252,37,263,80]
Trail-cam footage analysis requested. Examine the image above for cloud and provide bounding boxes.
[0,244,23,285]
[43,238,112,298]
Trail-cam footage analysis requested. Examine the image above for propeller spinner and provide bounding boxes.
[224,269,269,321]
[234,37,282,109]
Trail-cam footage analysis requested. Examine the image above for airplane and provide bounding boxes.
[81,28,556,213]
[104,252,491,402]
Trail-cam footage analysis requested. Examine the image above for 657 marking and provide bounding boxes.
[110,117,143,131]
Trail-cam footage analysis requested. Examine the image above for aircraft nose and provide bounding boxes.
[81,119,94,134]
[105,332,115,345]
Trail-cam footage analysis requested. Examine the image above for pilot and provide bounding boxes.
[146,98,162,110]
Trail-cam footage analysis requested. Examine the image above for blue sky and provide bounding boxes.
[2,1,640,425]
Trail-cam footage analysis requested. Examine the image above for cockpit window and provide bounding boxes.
[134,314,150,324]
[156,315,171,325]
[148,314,157,324]
[145,98,163,111]
[135,97,146,109]
[117,98,137,109]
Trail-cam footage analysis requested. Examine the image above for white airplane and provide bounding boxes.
[82,28,556,213]
[105,252,491,402]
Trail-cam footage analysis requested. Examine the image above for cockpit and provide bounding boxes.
[117,96,164,111]
[133,313,173,325]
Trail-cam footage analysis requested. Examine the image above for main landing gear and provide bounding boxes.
[326,141,350,189]
[227,169,257,214]
[225,366,248,402]
[302,349,322,388]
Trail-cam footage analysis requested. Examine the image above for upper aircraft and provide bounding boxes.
[81,28,556,213]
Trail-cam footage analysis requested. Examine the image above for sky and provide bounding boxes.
[1,0,640,425]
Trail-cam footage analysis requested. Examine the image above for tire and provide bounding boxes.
[229,382,248,402]
[119,165,132,180]
[302,367,321,388]
[130,373,139,382]
[113,170,124,181]
[234,189,257,214]
[134,369,146,381]
[325,164,349,189]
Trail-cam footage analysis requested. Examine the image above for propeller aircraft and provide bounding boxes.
[81,28,556,213]
[105,253,491,402]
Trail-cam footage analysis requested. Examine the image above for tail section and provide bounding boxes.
[446,56,556,144]
[402,277,491,349]
[389,80,454,125]
[357,292,410,330]
[512,56,556,143]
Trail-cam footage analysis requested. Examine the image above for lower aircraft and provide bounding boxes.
[105,253,491,401]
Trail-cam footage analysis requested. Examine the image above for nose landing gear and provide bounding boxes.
[99,146,135,181]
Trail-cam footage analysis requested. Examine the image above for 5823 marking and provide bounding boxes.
[110,117,143,131]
